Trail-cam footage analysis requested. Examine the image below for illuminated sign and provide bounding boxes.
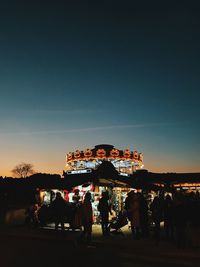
[67,169,92,175]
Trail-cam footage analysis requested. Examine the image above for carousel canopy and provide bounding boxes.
[64,161,162,191]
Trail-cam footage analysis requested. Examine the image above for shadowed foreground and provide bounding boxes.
[0,225,199,267]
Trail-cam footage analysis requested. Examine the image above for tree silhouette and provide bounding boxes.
[12,163,35,178]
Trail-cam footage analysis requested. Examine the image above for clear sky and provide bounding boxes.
[0,1,199,176]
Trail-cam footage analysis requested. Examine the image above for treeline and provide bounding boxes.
[0,173,63,207]
[0,173,62,189]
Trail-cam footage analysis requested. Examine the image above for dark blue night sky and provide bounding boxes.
[0,1,199,175]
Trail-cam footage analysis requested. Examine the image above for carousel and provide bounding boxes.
[62,144,144,220]
[65,144,144,175]
[39,145,144,225]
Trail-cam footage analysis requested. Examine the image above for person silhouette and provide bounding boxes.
[50,192,66,231]
[125,192,141,239]
[98,191,112,236]
[150,196,163,242]
[80,192,93,245]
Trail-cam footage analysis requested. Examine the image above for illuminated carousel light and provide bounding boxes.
[67,152,73,161]
[133,151,138,160]
[84,148,93,158]
[139,153,143,161]
[96,149,106,158]
[65,144,143,174]
[75,150,81,159]
[123,149,131,158]
[110,149,120,158]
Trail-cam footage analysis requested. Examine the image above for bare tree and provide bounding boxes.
[12,163,35,178]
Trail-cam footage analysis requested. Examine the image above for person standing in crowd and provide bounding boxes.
[125,191,141,239]
[25,204,39,228]
[138,193,149,238]
[72,189,81,204]
[80,192,93,245]
[98,191,112,236]
[150,196,163,242]
[173,192,188,248]
[72,189,82,230]
[187,192,200,248]
[163,194,174,240]
[0,192,7,225]
[50,192,66,231]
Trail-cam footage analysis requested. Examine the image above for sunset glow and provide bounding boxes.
[0,2,199,177]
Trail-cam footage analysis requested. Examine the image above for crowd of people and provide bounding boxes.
[125,190,200,248]
[23,189,200,247]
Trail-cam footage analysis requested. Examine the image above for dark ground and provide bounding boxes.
[0,225,199,267]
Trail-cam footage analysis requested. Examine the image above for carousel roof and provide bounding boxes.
[66,144,143,163]
[64,161,161,190]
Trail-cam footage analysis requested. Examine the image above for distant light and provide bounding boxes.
[119,172,129,177]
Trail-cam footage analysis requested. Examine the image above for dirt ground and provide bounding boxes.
[0,224,199,267]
